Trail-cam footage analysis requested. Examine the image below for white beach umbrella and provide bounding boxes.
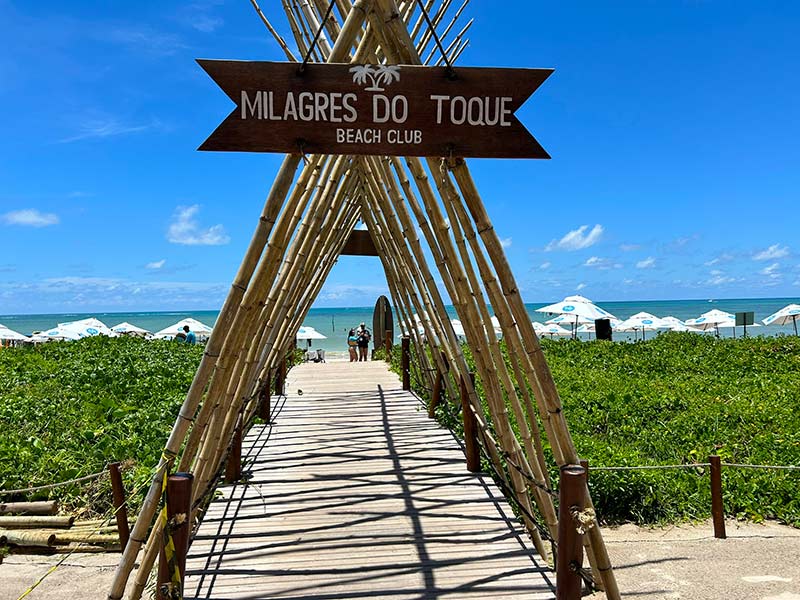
[33,326,83,342]
[296,326,327,340]
[545,314,593,326]
[0,324,31,342]
[489,315,503,336]
[657,316,700,333]
[614,312,665,340]
[684,309,736,334]
[536,295,617,338]
[154,318,213,339]
[762,304,800,335]
[536,323,571,338]
[58,317,117,338]
[451,319,466,337]
[111,322,152,336]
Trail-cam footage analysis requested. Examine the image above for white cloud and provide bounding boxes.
[539,261,551,270]
[167,205,230,246]
[704,253,734,266]
[545,224,603,251]
[583,256,622,270]
[760,262,781,278]
[1,209,59,227]
[619,244,640,252]
[705,270,735,286]
[146,259,166,270]
[636,257,656,269]
[500,237,512,249]
[58,117,159,143]
[576,283,587,291]
[754,244,789,261]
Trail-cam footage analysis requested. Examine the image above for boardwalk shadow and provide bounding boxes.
[185,381,555,599]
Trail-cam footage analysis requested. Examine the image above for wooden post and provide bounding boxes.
[579,458,589,481]
[259,376,271,422]
[108,462,130,552]
[279,359,287,395]
[401,336,411,390]
[157,473,193,600]
[384,329,392,361]
[460,373,480,473]
[225,417,243,484]
[709,455,726,539]
[557,464,586,600]
[429,371,443,419]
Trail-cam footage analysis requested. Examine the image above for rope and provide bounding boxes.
[721,462,800,471]
[590,463,710,471]
[0,469,107,496]
[415,0,456,78]
[298,0,336,73]
[14,463,155,600]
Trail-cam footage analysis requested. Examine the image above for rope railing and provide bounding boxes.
[0,468,108,496]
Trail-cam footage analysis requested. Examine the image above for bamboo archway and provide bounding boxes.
[107,2,620,598]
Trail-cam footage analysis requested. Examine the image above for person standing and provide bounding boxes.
[183,325,197,345]
[347,329,358,362]
[356,322,371,362]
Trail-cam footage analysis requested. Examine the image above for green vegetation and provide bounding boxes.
[0,336,203,516]
[394,332,800,527]
[1,333,798,527]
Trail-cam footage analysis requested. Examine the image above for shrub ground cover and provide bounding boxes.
[0,336,203,516]
[394,332,800,527]
[2,333,798,527]
[546,333,800,526]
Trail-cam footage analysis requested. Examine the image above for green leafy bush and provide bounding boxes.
[0,336,203,515]
[392,333,800,526]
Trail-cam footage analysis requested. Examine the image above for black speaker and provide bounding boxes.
[595,318,612,341]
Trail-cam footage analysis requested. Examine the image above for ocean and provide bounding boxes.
[2,297,799,351]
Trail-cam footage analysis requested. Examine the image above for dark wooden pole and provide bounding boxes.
[557,464,586,600]
[259,376,271,422]
[429,349,449,418]
[108,462,130,551]
[157,473,193,600]
[429,372,443,419]
[709,455,726,539]
[401,336,411,390]
[225,417,243,484]
[384,329,392,361]
[460,373,480,472]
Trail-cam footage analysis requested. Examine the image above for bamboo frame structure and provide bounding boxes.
[106,2,620,598]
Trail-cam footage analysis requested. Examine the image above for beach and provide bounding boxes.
[3,296,799,352]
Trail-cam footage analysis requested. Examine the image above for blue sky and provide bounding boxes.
[1,1,798,314]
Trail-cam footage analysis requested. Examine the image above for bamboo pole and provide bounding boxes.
[0,516,74,528]
[0,501,58,515]
[114,5,375,594]
[249,0,299,61]
[0,529,56,547]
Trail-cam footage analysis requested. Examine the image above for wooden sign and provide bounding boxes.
[198,60,552,159]
[372,295,393,349]
[340,229,379,256]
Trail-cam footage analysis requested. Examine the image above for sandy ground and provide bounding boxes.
[595,519,800,600]
[0,553,123,600]
[1,520,797,599]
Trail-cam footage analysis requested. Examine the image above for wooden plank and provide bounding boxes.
[184,361,554,599]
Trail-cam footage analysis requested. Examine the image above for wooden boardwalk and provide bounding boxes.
[185,361,554,599]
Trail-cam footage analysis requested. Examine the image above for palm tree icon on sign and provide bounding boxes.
[349,65,401,92]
